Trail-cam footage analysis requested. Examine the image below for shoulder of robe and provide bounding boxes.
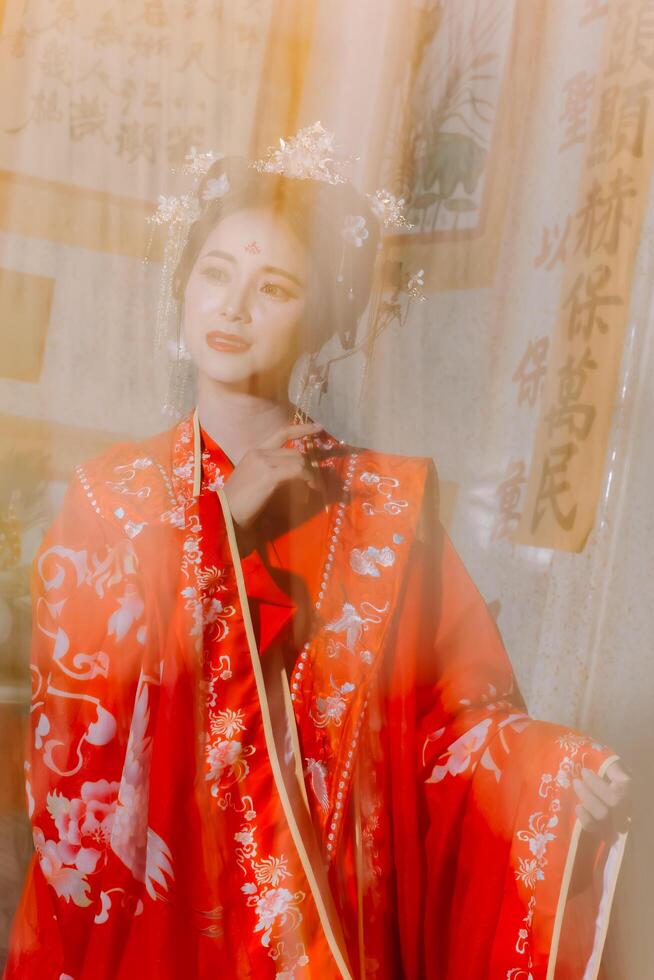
[347,444,440,543]
[314,432,436,479]
[353,444,438,478]
[69,416,188,539]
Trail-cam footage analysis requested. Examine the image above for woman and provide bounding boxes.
[5,142,629,980]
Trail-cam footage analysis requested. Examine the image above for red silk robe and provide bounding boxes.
[4,412,625,980]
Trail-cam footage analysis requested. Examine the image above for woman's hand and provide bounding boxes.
[222,421,324,529]
[573,760,631,836]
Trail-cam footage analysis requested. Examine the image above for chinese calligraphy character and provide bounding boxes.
[116,120,157,163]
[560,71,596,152]
[606,9,633,76]
[177,41,219,82]
[129,32,170,63]
[31,89,63,125]
[544,347,598,441]
[613,79,653,158]
[563,265,622,341]
[493,460,527,540]
[575,170,636,256]
[632,0,654,72]
[89,12,123,48]
[41,41,70,83]
[589,84,621,165]
[533,218,571,270]
[580,0,609,24]
[531,442,579,533]
[512,337,550,408]
[70,95,108,142]
[143,0,168,29]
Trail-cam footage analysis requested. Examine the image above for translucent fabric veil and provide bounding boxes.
[0,1,651,977]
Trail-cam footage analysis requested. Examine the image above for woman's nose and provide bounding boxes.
[221,284,251,323]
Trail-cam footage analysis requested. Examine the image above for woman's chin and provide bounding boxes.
[192,349,295,397]
[197,366,254,388]
[192,350,255,386]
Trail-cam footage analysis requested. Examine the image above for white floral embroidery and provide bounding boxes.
[425,718,493,782]
[349,545,395,577]
[210,708,246,739]
[201,454,225,492]
[359,471,409,516]
[324,599,389,657]
[252,887,304,947]
[311,677,356,728]
[160,503,186,528]
[253,854,292,887]
[107,585,144,642]
[508,732,593,977]
[205,738,254,794]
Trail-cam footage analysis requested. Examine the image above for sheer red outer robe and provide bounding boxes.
[5,413,625,980]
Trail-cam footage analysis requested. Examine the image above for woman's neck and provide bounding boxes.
[196,372,295,466]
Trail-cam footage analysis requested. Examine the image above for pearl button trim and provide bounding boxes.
[290,452,358,703]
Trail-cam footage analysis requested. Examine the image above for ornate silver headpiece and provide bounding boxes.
[250,120,355,185]
[144,123,423,417]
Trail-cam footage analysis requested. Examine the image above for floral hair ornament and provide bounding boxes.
[341,215,369,248]
[249,121,356,184]
[367,188,415,231]
[143,145,224,413]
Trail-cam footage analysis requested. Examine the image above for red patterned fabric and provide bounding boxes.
[4,414,620,979]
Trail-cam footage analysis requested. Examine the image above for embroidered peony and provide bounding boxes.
[205,739,245,785]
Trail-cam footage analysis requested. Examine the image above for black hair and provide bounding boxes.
[172,156,380,354]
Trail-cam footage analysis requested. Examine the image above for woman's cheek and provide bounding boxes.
[184,288,218,341]
[270,305,303,355]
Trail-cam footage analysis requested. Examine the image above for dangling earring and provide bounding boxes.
[163,301,193,416]
[291,353,313,425]
[291,351,328,425]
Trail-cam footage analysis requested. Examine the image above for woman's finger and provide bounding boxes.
[266,455,318,486]
[605,760,631,785]
[576,803,597,832]
[572,777,609,823]
[261,448,308,460]
[580,768,623,807]
[259,422,323,451]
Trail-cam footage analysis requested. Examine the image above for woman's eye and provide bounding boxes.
[201,266,229,283]
[260,282,292,301]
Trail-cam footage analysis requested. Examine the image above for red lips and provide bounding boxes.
[206,330,252,352]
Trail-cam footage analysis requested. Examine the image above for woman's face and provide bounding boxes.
[182,207,307,390]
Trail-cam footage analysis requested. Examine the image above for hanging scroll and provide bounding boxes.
[515,0,654,551]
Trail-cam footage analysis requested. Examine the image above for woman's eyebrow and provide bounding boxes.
[203,249,235,263]
[262,265,304,288]
[201,251,303,288]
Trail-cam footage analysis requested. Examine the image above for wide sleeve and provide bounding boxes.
[385,467,626,980]
[5,473,149,978]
